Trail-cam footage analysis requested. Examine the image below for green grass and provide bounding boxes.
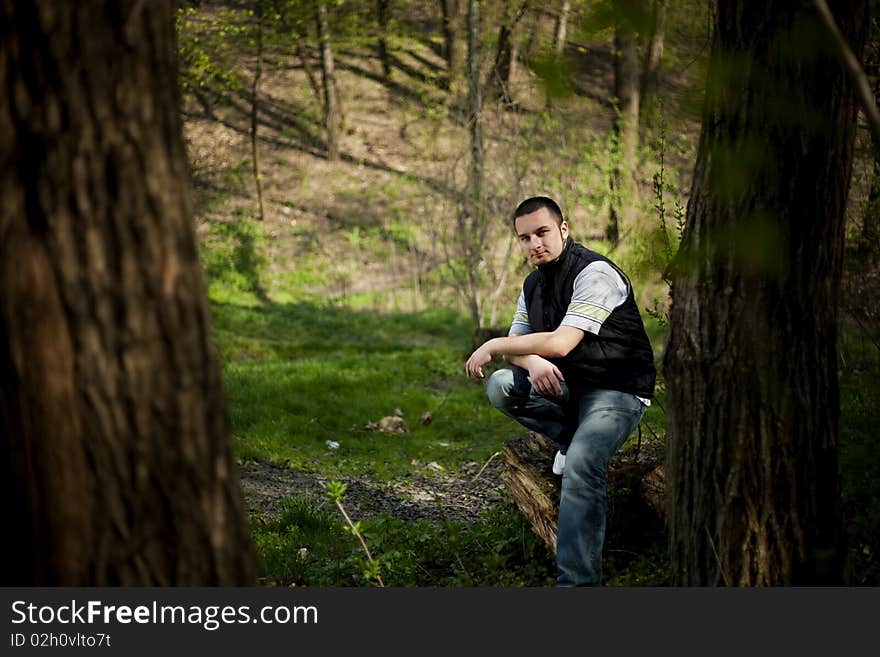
[211,298,520,479]
[201,216,671,585]
[250,494,558,587]
[838,317,880,585]
[202,216,880,587]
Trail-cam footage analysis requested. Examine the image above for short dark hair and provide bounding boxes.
[512,196,565,227]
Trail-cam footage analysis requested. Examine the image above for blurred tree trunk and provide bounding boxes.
[377,0,392,79]
[865,107,880,259]
[251,0,265,221]
[488,1,530,106]
[463,0,484,331]
[296,39,324,109]
[0,0,256,585]
[519,6,544,82]
[606,23,640,245]
[441,0,464,94]
[315,0,341,160]
[863,47,880,258]
[640,0,667,120]
[555,0,571,55]
[664,0,867,585]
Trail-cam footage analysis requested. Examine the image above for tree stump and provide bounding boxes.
[501,432,667,552]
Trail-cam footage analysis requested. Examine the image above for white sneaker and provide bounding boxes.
[552,450,566,475]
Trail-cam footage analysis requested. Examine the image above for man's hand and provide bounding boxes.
[465,340,495,379]
[525,357,565,397]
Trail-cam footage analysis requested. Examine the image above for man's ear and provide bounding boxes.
[560,220,569,239]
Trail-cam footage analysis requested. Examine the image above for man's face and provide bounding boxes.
[514,207,569,266]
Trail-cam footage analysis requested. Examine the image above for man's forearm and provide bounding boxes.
[465,326,583,380]
[505,353,547,368]
[486,331,573,359]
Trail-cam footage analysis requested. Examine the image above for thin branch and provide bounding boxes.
[334,499,385,587]
[813,0,880,143]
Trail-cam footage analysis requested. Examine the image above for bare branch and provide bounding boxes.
[813,0,880,142]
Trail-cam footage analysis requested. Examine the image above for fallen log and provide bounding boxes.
[501,432,666,552]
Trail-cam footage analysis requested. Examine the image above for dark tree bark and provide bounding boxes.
[865,107,880,258]
[251,0,265,221]
[0,0,255,584]
[664,0,867,585]
[607,23,640,245]
[315,0,341,161]
[377,0,392,79]
[441,0,464,94]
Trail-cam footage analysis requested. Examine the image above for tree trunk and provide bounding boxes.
[520,7,539,66]
[607,23,640,245]
[441,0,464,94]
[464,0,484,331]
[865,119,880,258]
[296,39,324,114]
[664,0,867,586]
[0,0,256,585]
[251,0,265,221]
[315,0,341,161]
[640,0,667,120]
[863,77,880,258]
[554,0,571,56]
[377,0,392,79]
[488,1,530,106]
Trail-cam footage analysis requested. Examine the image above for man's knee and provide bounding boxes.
[486,368,516,410]
[562,443,607,489]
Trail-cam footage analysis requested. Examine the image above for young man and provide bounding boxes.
[465,196,656,586]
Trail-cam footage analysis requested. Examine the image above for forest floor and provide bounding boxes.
[182,1,880,585]
[240,454,506,526]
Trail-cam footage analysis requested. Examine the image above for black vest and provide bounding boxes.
[523,238,656,398]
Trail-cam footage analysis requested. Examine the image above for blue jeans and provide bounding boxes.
[486,366,646,586]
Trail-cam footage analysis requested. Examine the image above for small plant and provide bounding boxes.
[327,481,384,587]
[645,99,686,328]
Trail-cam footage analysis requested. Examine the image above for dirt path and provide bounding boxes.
[239,456,507,525]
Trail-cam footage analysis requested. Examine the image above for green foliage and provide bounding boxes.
[177,7,249,98]
[326,480,348,503]
[200,219,269,304]
[579,0,655,37]
[529,49,576,101]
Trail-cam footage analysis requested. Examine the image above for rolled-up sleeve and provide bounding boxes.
[560,262,628,335]
[509,290,532,336]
